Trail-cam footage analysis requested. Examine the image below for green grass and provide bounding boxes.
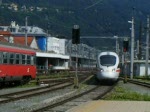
[16,71,74,88]
[15,82,37,88]
[104,86,150,101]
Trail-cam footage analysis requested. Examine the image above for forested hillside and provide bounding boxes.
[0,0,150,48]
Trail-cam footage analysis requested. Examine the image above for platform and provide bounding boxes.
[67,100,150,112]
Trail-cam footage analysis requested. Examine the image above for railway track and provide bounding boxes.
[0,74,94,112]
[30,83,117,112]
[127,79,150,88]
[120,77,150,88]
[0,82,73,104]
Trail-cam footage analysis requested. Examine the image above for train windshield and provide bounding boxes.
[100,55,116,66]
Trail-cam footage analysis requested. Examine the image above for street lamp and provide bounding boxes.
[145,16,149,76]
[25,16,28,46]
[114,36,119,54]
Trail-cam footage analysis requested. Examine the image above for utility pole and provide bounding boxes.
[145,16,149,76]
[25,16,28,46]
[128,17,135,79]
[0,0,2,5]
[138,21,143,60]
[46,22,50,52]
[137,40,139,57]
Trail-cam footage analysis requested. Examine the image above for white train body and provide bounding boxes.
[96,51,120,81]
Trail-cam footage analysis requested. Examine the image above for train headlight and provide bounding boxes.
[100,68,104,72]
[112,68,115,72]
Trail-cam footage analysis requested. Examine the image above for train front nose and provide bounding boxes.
[97,68,119,80]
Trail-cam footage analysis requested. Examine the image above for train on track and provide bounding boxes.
[96,51,120,82]
[0,44,36,84]
[0,43,96,85]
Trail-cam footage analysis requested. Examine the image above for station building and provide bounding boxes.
[0,21,97,73]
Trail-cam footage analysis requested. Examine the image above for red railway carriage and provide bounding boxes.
[0,44,36,84]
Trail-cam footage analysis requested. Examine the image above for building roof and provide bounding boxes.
[0,31,12,36]
[36,52,69,59]
[13,36,34,46]
[0,37,8,42]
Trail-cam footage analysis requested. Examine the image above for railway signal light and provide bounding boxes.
[72,25,80,44]
[123,39,129,52]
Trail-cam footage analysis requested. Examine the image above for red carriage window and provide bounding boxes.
[22,54,26,64]
[27,55,31,64]
[3,52,8,64]
[9,53,15,64]
[16,54,20,64]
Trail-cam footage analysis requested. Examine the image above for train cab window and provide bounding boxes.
[3,52,8,64]
[9,53,15,64]
[100,55,116,66]
[27,55,31,64]
[22,54,26,64]
[16,54,20,64]
[31,56,36,65]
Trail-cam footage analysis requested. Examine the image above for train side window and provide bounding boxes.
[9,53,15,64]
[34,56,36,65]
[22,54,26,64]
[0,52,2,64]
[16,54,20,64]
[27,55,31,64]
[3,52,8,64]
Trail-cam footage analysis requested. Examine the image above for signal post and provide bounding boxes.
[72,25,80,88]
[123,38,129,83]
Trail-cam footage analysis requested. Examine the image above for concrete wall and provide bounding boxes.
[47,37,59,53]
[59,39,66,54]
[123,61,150,76]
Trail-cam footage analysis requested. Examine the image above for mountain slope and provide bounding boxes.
[1,0,150,49]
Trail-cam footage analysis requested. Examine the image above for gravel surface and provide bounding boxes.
[0,86,75,112]
[50,85,113,112]
[0,80,149,112]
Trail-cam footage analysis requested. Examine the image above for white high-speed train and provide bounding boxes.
[96,51,120,81]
